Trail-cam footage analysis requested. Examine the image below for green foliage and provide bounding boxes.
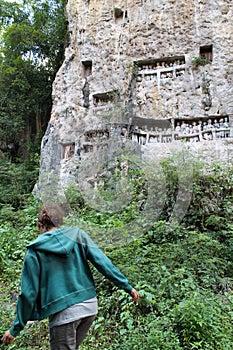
[64,165,149,246]
[65,185,86,211]
[80,218,233,349]
[0,152,39,208]
[0,199,39,279]
[172,291,233,349]
[186,162,233,229]
[1,159,233,348]
[192,55,211,68]
[0,0,67,158]
[0,0,27,29]
[65,158,233,238]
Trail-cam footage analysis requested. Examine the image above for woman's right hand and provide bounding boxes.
[131,288,139,303]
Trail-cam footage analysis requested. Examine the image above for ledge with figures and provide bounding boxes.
[130,116,232,145]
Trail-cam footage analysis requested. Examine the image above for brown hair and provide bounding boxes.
[38,204,64,231]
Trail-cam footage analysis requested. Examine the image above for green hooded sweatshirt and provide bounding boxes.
[10,227,133,337]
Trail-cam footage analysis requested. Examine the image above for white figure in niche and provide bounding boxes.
[223,117,229,128]
[181,121,187,134]
[139,135,146,145]
[131,133,139,143]
[213,119,220,128]
[187,125,192,134]
[197,120,203,132]
[191,122,199,141]
[207,124,213,139]
[219,119,225,138]
[202,122,212,140]
[64,144,75,161]
[175,122,181,134]
[192,122,199,133]
[224,118,229,137]
[136,84,146,107]
[203,122,208,130]
[207,119,214,130]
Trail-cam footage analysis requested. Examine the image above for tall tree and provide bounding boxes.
[0,0,67,159]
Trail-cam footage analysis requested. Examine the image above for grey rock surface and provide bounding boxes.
[39,0,233,205]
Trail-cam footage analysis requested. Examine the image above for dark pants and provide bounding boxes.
[49,315,96,350]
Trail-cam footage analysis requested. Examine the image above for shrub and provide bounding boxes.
[192,56,211,67]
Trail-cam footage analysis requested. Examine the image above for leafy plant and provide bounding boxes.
[1,159,233,348]
[0,0,67,159]
[192,55,211,67]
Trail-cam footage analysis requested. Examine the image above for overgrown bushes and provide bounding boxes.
[0,159,233,349]
[0,153,39,209]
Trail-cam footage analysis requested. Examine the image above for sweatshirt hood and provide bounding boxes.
[27,227,78,256]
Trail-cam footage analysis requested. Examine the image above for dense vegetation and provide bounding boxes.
[0,0,67,160]
[0,158,233,349]
[0,0,67,344]
[0,0,67,211]
[0,1,232,349]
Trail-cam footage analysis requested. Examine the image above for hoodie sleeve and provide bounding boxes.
[81,231,133,294]
[9,249,40,337]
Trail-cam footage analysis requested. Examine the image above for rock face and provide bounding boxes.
[40,0,233,196]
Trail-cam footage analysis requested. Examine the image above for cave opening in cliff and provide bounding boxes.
[114,7,127,23]
[82,60,92,78]
[200,45,213,62]
[61,143,75,161]
[93,90,120,107]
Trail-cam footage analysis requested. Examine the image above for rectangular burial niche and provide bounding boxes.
[131,117,172,131]
[114,7,127,23]
[61,143,75,161]
[93,90,119,107]
[83,144,93,153]
[135,55,185,70]
[200,45,213,62]
[134,56,185,84]
[82,60,92,78]
[174,115,230,142]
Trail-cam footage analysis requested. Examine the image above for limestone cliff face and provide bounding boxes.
[40,0,233,191]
